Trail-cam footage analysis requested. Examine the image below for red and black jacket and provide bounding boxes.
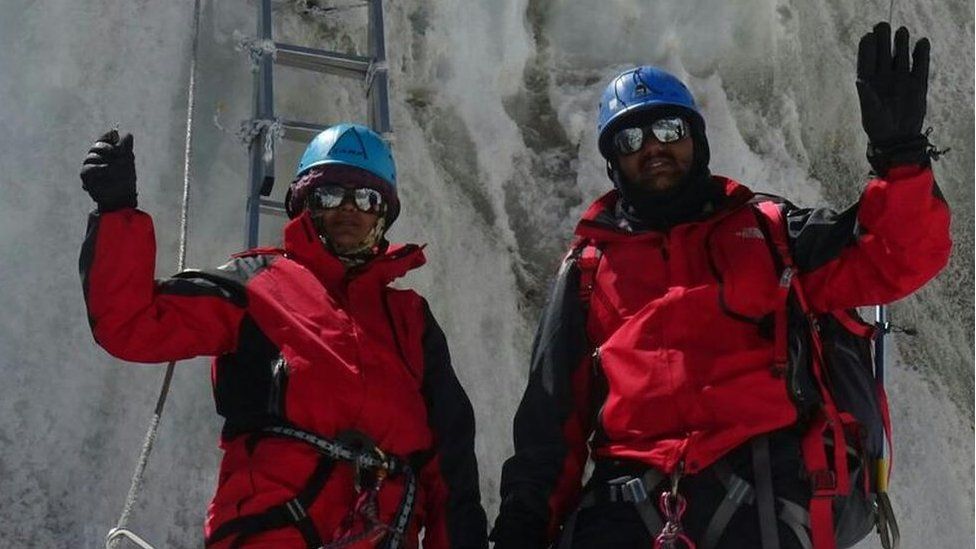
[493,165,951,544]
[80,209,488,549]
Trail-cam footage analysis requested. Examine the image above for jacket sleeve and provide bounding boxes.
[417,300,488,549]
[784,165,951,312]
[80,209,246,362]
[491,253,593,546]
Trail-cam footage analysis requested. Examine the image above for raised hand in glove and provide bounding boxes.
[80,129,138,212]
[855,22,933,176]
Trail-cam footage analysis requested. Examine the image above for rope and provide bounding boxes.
[105,0,202,547]
[212,103,285,162]
[234,30,277,72]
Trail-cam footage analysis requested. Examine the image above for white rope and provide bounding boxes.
[238,118,285,163]
[234,30,277,72]
[213,108,284,164]
[105,1,202,547]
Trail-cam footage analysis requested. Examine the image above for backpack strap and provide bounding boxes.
[577,241,603,306]
[573,239,604,309]
[753,201,855,549]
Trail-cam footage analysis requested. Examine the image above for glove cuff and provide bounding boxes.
[96,193,138,213]
[867,132,947,177]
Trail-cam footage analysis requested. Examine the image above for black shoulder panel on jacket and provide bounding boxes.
[159,254,278,308]
[420,300,489,549]
[214,314,286,439]
[750,194,861,274]
[785,203,860,273]
[493,252,589,543]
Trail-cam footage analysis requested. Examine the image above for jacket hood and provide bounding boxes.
[282,211,426,290]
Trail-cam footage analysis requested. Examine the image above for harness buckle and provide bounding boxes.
[779,266,794,288]
[725,476,754,505]
[621,476,649,503]
[284,498,308,522]
[810,469,837,494]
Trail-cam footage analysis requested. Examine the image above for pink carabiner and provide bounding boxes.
[653,491,696,548]
[653,530,696,549]
[658,492,688,522]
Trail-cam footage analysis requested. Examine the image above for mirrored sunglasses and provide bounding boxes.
[310,185,384,214]
[612,117,689,156]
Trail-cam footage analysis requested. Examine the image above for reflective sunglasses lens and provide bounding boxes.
[613,127,646,155]
[313,185,346,209]
[650,117,687,144]
[352,188,383,213]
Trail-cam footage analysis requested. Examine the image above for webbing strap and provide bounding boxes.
[752,437,781,549]
[206,456,334,548]
[778,499,813,549]
[559,469,665,548]
[576,242,602,306]
[701,462,754,549]
[754,201,851,549]
[832,309,876,339]
[702,461,812,549]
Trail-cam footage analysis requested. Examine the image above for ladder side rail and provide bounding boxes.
[247,0,275,248]
[367,0,390,133]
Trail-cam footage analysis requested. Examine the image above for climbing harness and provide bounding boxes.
[103,1,203,548]
[204,426,420,549]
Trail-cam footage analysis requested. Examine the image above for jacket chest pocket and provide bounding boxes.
[707,212,781,321]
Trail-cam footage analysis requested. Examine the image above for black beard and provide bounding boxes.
[616,163,722,230]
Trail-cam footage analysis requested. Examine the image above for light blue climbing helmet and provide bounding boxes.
[288,123,400,224]
[596,66,705,160]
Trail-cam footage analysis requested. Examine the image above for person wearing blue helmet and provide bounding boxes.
[285,123,402,265]
[492,23,951,549]
[78,123,488,548]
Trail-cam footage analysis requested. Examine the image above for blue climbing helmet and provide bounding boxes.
[287,123,400,224]
[596,66,706,161]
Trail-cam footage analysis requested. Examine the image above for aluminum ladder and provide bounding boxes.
[244,0,391,247]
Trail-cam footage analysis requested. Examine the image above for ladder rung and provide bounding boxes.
[274,43,371,78]
[281,119,331,143]
[259,198,288,217]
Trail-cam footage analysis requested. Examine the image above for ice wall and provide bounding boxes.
[0,0,971,547]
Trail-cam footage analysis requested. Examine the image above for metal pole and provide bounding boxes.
[247,0,275,248]
[367,0,390,134]
[875,305,888,384]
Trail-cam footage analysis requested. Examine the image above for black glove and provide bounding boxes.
[80,129,138,212]
[489,508,549,549]
[855,22,933,175]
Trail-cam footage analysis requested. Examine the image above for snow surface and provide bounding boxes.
[0,0,971,547]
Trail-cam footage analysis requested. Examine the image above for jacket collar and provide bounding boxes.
[575,176,755,243]
[282,212,426,290]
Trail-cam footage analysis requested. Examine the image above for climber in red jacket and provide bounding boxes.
[79,123,488,549]
[490,22,950,549]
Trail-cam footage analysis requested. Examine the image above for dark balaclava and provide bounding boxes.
[608,106,724,230]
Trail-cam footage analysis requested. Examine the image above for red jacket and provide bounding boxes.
[81,210,487,548]
[495,166,951,541]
